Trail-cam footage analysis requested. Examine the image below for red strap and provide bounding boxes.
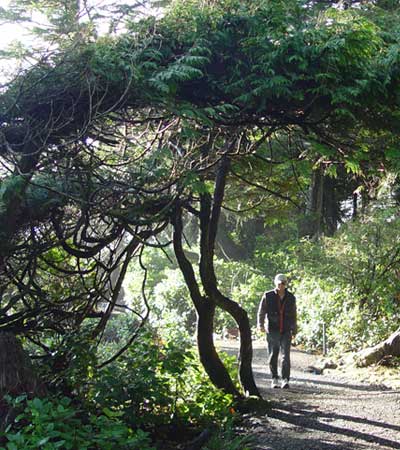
[278,297,286,333]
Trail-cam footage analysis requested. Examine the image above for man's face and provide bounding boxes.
[275,280,286,290]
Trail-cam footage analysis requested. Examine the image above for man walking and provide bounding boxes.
[257,273,297,389]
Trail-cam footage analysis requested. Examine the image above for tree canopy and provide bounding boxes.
[1,0,400,398]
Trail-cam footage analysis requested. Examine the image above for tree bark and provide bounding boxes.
[209,288,260,396]
[0,332,45,396]
[355,328,400,367]
[302,166,324,237]
[196,300,239,394]
[172,207,240,396]
[323,176,339,236]
[172,146,260,398]
[0,332,46,428]
[198,154,260,397]
[303,167,341,237]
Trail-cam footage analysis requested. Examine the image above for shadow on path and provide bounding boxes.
[267,402,400,450]
[272,398,400,433]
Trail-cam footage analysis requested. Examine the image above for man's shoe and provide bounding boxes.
[271,378,279,388]
[281,379,290,389]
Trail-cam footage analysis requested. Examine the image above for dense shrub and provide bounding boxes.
[8,326,241,449]
[1,395,154,450]
[93,328,236,429]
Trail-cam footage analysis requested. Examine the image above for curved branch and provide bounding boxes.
[171,204,203,311]
[231,168,302,209]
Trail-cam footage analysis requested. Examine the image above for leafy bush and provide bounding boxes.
[17,326,245,450]
[92,328,235,429]
[1,395,154,450]
[152,267,196,334]
[27,327,99,400]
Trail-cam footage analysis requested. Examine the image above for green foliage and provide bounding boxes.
[99,313,141,344]
[149,44,210,96]
[180,351,238,424]
[152,268,196,333]
[24,325,241,448]
[93,328,235,428]
[1,395,154,450]
[120,0,400,131]
[49,330,98,397]
[2,1,400,445]
[87,35,142,86]
[290,206,400,352]
[93,329,188,427]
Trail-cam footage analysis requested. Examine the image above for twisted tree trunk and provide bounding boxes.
[172,207,240,397]
[198,155,260,397]
[172,144,260,398]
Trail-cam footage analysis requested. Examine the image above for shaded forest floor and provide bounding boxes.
[218,340,400,450]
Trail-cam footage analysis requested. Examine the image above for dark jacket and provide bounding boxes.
[257,289,297,335]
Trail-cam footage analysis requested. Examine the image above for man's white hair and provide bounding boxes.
[274,273,288,284]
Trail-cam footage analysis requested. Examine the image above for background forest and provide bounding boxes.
[0,0,399,448]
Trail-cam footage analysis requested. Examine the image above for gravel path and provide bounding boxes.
[220,340,400,450]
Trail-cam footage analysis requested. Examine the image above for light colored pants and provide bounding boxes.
[267,331,292,380]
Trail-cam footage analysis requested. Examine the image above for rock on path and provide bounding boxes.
[218,339,400,450]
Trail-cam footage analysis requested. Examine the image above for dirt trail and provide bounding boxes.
[218,340,400,450]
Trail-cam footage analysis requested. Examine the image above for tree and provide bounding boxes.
[1,0,400,399]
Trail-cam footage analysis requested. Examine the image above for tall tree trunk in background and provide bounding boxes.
[303,167,340,237]
[304,166,324,237]
[323,176,339,236]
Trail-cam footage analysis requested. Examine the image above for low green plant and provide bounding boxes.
[176,351,236,426]
[92,328,236,429]
[1,395,154,450]
[203,418,255,450]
